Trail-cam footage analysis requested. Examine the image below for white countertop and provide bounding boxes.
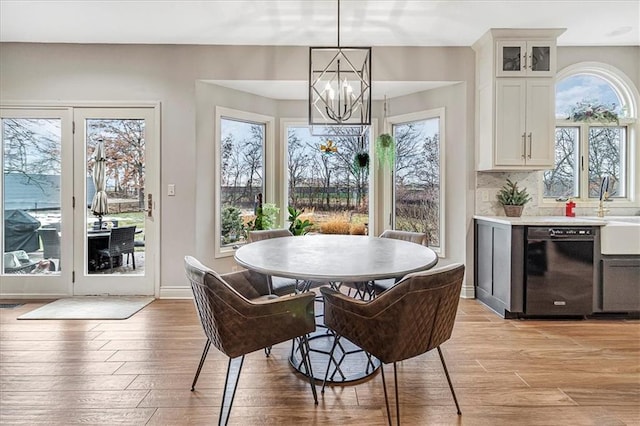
[474,215,607,226]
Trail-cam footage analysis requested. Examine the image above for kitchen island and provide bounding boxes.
[474,215,639,318]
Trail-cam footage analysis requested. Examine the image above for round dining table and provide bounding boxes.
[234,234,439,382]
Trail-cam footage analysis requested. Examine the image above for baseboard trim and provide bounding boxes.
[159,286,192,299]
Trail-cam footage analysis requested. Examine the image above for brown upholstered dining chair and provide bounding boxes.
[184,256,317,426]
[321,263,465,425]
[370,229,429,296]
[247,228,298,295]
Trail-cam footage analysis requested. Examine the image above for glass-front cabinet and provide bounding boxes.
[496,40,556,77]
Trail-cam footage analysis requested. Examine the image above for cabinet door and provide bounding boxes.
[497,40,556,77]
[525,79,555,167]
[496,41,527,77]
[527,42,555,76]
[495,79,527,166]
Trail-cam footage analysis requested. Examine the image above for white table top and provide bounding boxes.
[234,234,438,282]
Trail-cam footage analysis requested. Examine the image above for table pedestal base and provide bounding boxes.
[290,295,380,383]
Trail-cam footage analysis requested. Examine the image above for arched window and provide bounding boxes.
[543,64,637,201]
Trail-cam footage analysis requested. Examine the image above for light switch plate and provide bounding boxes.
[167,184,175,196]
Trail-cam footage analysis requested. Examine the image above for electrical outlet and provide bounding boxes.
[481,189,489,202]
[167,184,175,196]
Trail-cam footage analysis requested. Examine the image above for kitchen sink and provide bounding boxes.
[583,216,640,254]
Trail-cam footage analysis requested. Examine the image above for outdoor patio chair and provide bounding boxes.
[98,226,136,271]
[321,263,465,425]
[38,228,61,260]
[184,256,317,425]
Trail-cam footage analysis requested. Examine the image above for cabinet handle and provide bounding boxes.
[522,53,527,71]
[528,54,533,70]
[527,133,532,159]
[522,133,526,159]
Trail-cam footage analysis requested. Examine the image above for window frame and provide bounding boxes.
[540,63,639,208]
[386,107,446,257]
[214,106,274,258]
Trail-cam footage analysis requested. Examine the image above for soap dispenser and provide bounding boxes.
[565,199,576,217]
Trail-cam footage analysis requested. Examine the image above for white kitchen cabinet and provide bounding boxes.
[495,78,555,167]
[496,40,556,77]
[473,28,565,171]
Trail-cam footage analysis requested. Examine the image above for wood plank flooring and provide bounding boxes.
[1,298,638,425]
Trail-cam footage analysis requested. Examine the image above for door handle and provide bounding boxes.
[146,193,153,218]
[527,133,532,159]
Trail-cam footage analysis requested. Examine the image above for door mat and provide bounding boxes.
[17,296,154,320]
[0,303,24,309]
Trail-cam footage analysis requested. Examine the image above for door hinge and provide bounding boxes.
[72,121,75,134]
[72,196,76,208]
[72,271,75,283]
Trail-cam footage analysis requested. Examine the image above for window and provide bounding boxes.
[286,124,370,232]
[215,108,272,255]
[389,108,444,254]
[544,70,636,201]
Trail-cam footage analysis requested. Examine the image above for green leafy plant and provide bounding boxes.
[221,205,244,244]
[246,202,279,231]
[569,100,619,124]
[354,151,370,171]
[287,206,312,236]
[375,133,395,169]
[496,179,531,206]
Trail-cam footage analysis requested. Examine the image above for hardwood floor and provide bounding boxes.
[1,298,638,425]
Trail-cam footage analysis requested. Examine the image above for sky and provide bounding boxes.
[556,74,622,118]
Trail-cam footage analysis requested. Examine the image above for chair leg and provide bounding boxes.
[264,346,272,357]
[437,346,461,415]
[132,251,135,270]
[394,362,400,425]
[380,364,393,426]
[300,334,318,404]
[219,355,244,426]
[191,339,211,391]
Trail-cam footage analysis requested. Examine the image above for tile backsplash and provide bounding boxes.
[476,171,639,217]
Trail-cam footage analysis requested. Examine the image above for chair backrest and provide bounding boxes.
[106,226,136,256]
[39,228,61,259]
[247,228,293,243]
[326,263,464,364]
[379,229,428,246]
[184,256,314,358]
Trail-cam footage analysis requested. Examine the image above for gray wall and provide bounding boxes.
[0,43,476,296]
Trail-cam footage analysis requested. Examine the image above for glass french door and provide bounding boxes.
[1,108,74,297]
[73,107,157,296]
[1,106,157,297]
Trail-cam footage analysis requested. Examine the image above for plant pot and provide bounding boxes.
[503,205,524,217]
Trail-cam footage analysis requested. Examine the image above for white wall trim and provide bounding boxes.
[159,286,193,299]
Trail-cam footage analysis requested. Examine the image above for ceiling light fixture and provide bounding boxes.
[308,0,371,134]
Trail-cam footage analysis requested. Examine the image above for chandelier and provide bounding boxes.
[308,0,371,132]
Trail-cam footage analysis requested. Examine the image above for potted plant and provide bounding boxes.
[375,133,395,169]
[497,179,531,217]
[354,151,370,170]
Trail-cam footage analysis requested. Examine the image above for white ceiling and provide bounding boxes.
[1,1,637,100]
[1,0,638,47]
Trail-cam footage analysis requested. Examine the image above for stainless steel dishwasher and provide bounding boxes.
[525,227,595,316]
